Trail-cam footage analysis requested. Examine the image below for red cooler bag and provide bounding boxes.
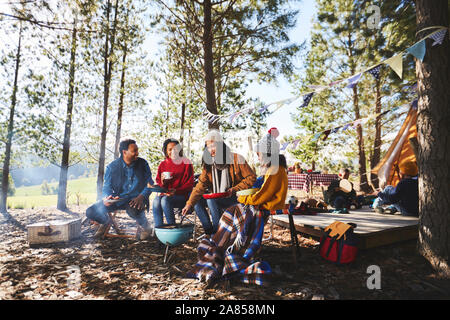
[319,221,358,264]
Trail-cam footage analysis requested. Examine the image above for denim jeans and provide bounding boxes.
[373,186,402,212]
[152,194,187,228]
[86,200,149,229]
[194,195,238,235]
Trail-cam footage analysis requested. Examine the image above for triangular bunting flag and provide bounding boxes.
[346,73,362,89]
[342,123,351,131]
[280,142,290,151]
[291,139,300,150]
[258,105,270,113]
[312,132,322,141]
[406,40,426,62]
[429,28,447,46]
[411,99,418,110]
[367,65,381,80]
[331,127,340,134]
[299,93,314,108]
[384,54,403,79]
[322,130,331,141]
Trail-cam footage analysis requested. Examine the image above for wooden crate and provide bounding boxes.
[27,218,81,245]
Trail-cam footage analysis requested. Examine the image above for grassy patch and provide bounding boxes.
[8,177,97,208]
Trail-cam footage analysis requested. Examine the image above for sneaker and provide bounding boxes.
[374,207,384,214]
[384,205,398,215]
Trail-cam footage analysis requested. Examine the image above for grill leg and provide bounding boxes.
[163,243,170,264]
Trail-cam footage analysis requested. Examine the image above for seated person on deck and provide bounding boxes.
[372,160,419,216]
[325,168,357,213]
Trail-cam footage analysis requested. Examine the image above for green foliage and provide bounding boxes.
[289,0,416,173]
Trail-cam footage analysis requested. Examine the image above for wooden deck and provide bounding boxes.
[272,207,419,249]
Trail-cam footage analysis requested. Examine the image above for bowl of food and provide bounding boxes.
[154,223,194,246]
[236,188,260,196]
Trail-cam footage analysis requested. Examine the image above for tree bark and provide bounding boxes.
[97,0,119,200]
[203,0,219,130]
[370,78,382,189]
[1,22,22,213]
[415,0,450,277]
[57,24,77,211]
[353,85,370,193]
[114,45,128,160]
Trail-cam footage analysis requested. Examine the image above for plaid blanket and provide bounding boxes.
[187,203,271,285]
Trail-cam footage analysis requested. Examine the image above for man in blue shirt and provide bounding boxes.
[86,139,155,239]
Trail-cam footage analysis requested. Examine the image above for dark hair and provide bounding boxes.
[262,154,287,169]
[202,141,232,171]
[119,139,136,156]
[162,138,182,158]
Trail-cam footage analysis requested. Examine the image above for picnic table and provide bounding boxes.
[288,173,339,193]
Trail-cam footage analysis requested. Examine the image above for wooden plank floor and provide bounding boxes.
[271,207,419,249]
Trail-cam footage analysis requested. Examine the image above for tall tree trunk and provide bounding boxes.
[114,45,128,160]
[353,85,370,193]
[370,78,382,189]
[1,22,22,213]
[97,0,119,199]
[415,0,450,277]
[203,0,218,130]
[57,24,77,211]
[180,103,186,144]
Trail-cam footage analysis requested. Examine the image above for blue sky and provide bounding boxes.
[144,0,317,140]
[246,0,316,138]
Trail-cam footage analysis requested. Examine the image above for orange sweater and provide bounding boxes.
[237,166,288,211]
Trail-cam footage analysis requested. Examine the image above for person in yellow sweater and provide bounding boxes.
[238,128,288,211]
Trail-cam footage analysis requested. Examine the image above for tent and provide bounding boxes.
[372,106,418,188]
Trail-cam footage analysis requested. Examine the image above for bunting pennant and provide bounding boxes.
[312,132,322,141]
[429,28,447,46]
[280,142,290,151]
[258,105,270,113]
[406,40,426,62]
[322,130,331,141]
[342,123,351,131]
[411,99,418,109]
[291,139,300,150]
[299,93,314,108]
[367,65,381,80]
[331,127,340,134]
[384,54,403,79]
[346,73,362,89]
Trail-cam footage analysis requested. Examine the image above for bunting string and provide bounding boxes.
[202,26,448,125]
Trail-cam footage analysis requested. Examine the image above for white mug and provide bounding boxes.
[162,172,173,180]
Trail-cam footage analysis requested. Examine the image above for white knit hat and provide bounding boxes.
[204,129,223,143]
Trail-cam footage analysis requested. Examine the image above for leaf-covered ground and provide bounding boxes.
[1,205,449,300]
